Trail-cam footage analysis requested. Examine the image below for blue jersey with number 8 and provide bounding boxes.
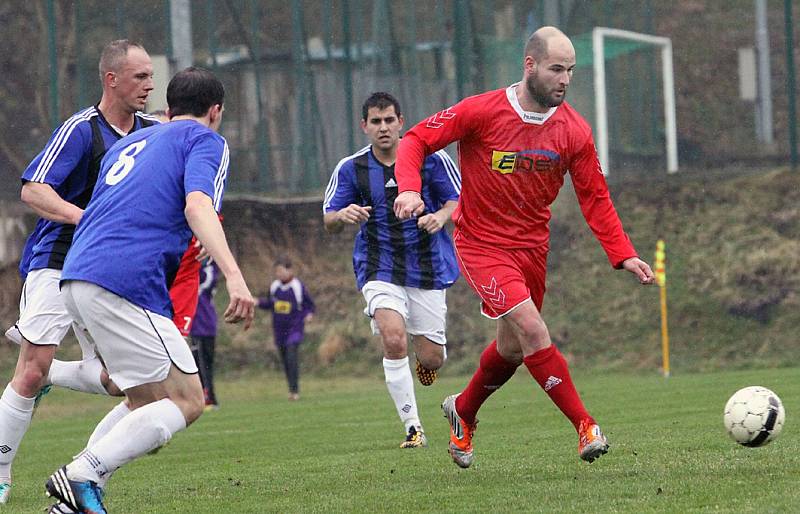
[62,120,229,318]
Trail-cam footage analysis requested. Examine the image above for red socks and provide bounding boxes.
[454,342,593,431]
[455,340,519,424]
[523,345,591,431]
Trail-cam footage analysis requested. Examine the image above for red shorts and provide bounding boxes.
[453,231,547,319]
[169,239,201,336]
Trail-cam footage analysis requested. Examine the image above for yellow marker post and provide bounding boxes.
[655,240,669,377]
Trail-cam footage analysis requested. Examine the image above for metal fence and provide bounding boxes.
[0,0,796,199]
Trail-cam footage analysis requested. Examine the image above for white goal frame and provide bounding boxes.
[592,27,678,175]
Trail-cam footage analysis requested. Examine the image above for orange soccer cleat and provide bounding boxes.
[578,419,609,463]
[441,394,477,468]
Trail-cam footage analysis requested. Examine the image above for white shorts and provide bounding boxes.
[5,268,93,357]
[61,280,198,391]
[361,280,448,346]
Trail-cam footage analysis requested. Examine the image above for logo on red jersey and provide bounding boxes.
[425,108,456,129]
[490,149,562,175]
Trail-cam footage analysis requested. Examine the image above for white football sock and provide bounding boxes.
[87,402,131,448]
[383,357,421,431]
[67,399,186,484]
[81,401,131,489]
[48,358,108,395]
[0,384,36,479]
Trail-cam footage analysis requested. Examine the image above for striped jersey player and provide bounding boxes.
[323,92,461,449]
[0,40,158,507]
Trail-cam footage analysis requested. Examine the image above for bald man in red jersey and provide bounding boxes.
[394,26,655,469]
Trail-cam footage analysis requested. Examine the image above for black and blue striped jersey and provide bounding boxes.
[323,145,461,290]
[19,107,159,278]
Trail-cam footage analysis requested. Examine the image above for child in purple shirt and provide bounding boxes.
[257,258,315,400]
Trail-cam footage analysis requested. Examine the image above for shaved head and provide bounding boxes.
[524,26,571,60]
[519,26,576,112]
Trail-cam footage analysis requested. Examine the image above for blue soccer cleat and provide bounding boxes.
[45,466,106,514]
[47,502,78,513]
[0,480,10,504]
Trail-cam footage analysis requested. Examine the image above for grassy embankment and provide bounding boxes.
[1,167,797,379]
[212,167,800,378]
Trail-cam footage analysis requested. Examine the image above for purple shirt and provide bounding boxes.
[191,261,218,337]
[258,278,315,346]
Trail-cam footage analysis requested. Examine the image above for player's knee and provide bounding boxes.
[518,317,550,345]
[381,330,408,357]
[13,365,48,396]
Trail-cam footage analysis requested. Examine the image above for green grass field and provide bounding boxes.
[4,367,798,513]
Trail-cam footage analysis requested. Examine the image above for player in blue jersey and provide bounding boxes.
[0,40,158,506]
[323,92,461,448]
[41,67,255,514]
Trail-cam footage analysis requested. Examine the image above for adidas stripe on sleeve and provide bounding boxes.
[22,107,95,187]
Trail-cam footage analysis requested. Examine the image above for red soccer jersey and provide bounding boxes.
[169,237,201,336]
[396,84,637,268]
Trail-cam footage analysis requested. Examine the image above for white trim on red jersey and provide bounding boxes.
[505,83,558,125]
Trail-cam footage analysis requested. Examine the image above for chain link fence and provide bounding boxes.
[0,0,796,200]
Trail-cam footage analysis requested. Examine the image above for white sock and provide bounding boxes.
[67,399,186,483]
[0,385,36,480]
[80,401,131,489]
[87,402,131,448]
[383,357,421,432]
[48,358,108,395]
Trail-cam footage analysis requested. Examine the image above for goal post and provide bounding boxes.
[592,27,679,175]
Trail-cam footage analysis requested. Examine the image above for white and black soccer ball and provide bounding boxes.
[723,386,785,447]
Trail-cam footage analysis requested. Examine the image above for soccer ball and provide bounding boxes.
[723,386,785,447]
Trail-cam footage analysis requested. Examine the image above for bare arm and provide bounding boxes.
[416,199,457,234]
[21,182,83,225]
[185,191,255,329]
[323,204,372,233]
